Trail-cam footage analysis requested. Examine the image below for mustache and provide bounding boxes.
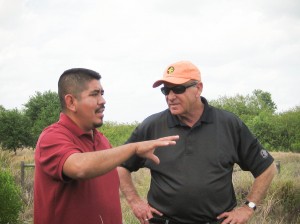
[95,106,105,113]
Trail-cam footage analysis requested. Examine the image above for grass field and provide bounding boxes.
[1,149,299,224]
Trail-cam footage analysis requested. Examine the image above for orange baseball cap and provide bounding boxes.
[153,61,201,88]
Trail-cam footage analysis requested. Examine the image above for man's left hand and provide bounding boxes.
[217,206,254,224]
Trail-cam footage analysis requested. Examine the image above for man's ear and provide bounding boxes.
[195,82,203,98]
[65,94,77,112]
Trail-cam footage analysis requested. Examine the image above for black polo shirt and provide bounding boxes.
[121,97,274,223]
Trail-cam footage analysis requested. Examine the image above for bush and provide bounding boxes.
[100,121,138,147]
[0,109,32,154]
[24,91,61,148]
[0,150,13,168]
[0,169,23,224]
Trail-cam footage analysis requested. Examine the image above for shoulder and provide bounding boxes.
[37,122,75,146]
[140,109,169,126]
[202,97,242,125]
[213,106,240,119]
[127,110,169,141]
[208,104,244,128]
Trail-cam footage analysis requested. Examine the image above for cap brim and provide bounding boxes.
[152,77,191,88]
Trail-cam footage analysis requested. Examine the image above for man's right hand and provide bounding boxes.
[135,135,179,164]
[129,198,163,224]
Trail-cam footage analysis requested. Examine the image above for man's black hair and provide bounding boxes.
[58,68,101,111]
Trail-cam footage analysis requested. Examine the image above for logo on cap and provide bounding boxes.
[167,66,175,74]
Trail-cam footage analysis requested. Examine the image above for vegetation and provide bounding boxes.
[0,108,32,154]
[2,149,298,224]
[0,91,61,153]
[120,153,300,224]
[101,121,138,146]
[24,91,61,148]
[0,161,23,224]
[0,89,300,153]
[209,90,300,152]
[0,89,300,223]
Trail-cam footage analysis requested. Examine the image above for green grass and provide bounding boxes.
[2,149,299,224]
[121,152,300,224]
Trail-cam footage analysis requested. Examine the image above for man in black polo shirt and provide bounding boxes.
[118,61,277,224]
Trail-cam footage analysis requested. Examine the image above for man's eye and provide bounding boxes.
[101,90,104,96]
[90,92,99,97]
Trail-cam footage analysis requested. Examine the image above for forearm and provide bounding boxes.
[246,162,277,204]
[63,135,178,180]
[217,163,277,223]
[117,166,142,204]
[64,143,137,179]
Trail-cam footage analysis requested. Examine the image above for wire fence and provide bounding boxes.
[20,160,281,188]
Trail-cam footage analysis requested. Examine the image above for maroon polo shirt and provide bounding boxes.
[34,113,122,224]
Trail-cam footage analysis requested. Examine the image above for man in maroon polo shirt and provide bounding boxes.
[34,68,178,224]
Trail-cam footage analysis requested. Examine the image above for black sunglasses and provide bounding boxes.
[161,82,198,95]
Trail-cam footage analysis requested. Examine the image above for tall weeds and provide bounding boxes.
[0,149,34,224]
[2,150,299,224]
[121,153,300,224]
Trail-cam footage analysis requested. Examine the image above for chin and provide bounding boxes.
[169,109,181,115]
[94,121,103,129]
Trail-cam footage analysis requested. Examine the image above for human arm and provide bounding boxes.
[217,162,277,224]
[63,135,179,180]
[117,166,163,224]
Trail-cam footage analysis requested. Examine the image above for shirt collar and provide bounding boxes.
[58,113,97,137]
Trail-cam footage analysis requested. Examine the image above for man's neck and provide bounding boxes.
[177,101,204,127]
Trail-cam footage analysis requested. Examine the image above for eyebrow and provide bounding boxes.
[90,89,104,95]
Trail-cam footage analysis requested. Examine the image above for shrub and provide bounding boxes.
[24,91,61,148]
[0,169,23,224]
[0,150,13,168]
[0,109,32,154]
[100,121,138,147]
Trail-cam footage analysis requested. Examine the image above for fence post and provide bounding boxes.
[20,161,35,188]
[21,161,25,187]
[275,160,280,174]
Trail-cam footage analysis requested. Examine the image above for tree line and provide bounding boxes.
[0,89,299,154]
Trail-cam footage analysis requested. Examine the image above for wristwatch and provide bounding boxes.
[245,200,257,211]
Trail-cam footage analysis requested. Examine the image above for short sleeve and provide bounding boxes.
[120,125,146,172]
[36,128,81,181]
[237,122,274,177]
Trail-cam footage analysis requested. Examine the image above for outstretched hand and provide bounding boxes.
[135,135,179,164]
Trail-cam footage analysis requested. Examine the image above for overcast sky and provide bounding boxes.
[0,0,299,123]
